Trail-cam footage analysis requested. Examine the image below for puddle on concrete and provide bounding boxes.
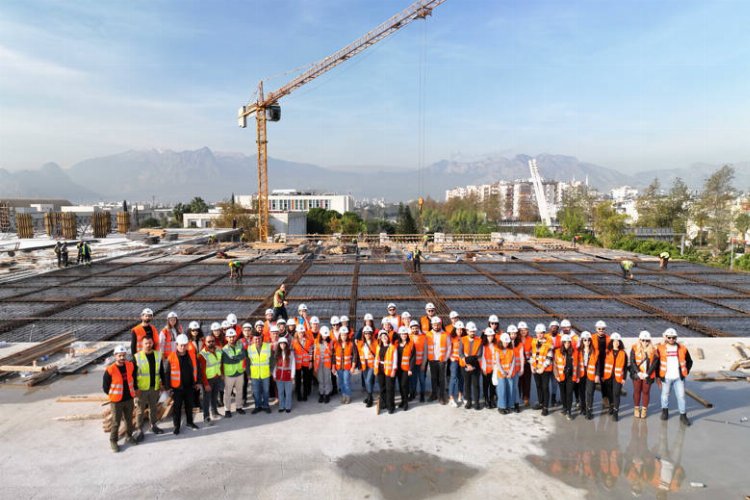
[336,450,479,500]
[527,415,690,499]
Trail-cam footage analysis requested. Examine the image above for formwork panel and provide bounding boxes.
[0,320,133,343]
[512,284,596,298]
[431,284,516,297]
[359,264,407,274]
[657,283,741,297]
[424,275,497,285]
[358,276,412,285]
[191,285,276,300]
[695,317,749,337]
[50,301,169,320]
[159,301,261,321]
[476,263,540,273]
[710,298,750,313]
[568,318,701,338]
[640,298,740,316]
[296,275,353,286]
[422,263,482,274]
[357,300,431,318]
[444,299,547,316]
[287,285,352,299]
[542,299,647,316]
[243,264,301,275]
[103,286,198,301]
[357,285,422,298]
[15,286,111,301]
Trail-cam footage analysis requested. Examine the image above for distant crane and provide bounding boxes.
[529,159,553,227]
[238,0,448,241]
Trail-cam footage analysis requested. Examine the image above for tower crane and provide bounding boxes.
[238,0,448,241]
[529,159,553,227]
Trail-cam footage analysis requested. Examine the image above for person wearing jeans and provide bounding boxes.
[247,331,273,414]
[494,333,515,414]
[222,330,246,417]
[530,324,554,416]
[657,329,693,426]
[334,327,356,404]
[274,337,295,412]
[508,325,523,412]
[408,321,428,402]
[357,327,377,407]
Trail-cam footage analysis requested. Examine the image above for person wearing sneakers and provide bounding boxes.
[222,328,246,418]
[592,320,611,410]
[507,325,523,413]
[630,330,658,419]
[603,333,628,421]
[553,334,578,420]
[559,319,580,409]
[164,334,200,434]
[274,337,295,413]
[198,334,223,424]
[426,316,450,404]
[657,328,693,426]
[396,326,415,411]
[103,345,138,452]
[357,326,378,407]
[291,324,313,402]
[531,324,554,416]
[547,320,561,407]
[333,326,356,404]
[409,320,429,402]
[374,331,398,414]
[247,330,273,414]
[460,322,483,410]
[314,326,334,403]
[133,336,166,440]
[447,320,465,407]
[493,332,515,414]
[517,321,533,407]
[480,327,498,409]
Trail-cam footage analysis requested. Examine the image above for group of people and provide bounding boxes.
[105,300,694,452]
[53,240,92,268]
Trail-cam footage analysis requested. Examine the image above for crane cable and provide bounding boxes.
[417,17,428,209]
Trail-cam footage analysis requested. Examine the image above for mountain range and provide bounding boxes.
[0,148,747,203]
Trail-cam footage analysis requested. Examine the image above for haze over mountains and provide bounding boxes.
[0,148,747,203]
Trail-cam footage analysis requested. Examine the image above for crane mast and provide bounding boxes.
[238,0,448,241]
[529,159,553,227]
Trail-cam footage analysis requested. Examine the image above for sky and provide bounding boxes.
[1,0,749,173]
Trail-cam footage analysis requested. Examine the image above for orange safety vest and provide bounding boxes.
[495,347,515,379]
[106,362,135,402]
[631,344,656,380]
[334,342,355,371]
[426,331,449,362]
[481,342,495,374]
[357,338,377,369]
[578,348,598,381]
[133,324,159,352]
[411,334,427,365]
[400,342,414,371]
[603,349,627,384]
[291,337,312,369]
[450,336,461,362]
[512,343,524,375]
[374,344,398,377]
[420,315,434,333]
[522,335,532,361]
[531,338,553,372]
[592,333,610,355]
[657,343,689,378]
[168,350,197,389]
[554,348,580,382]
[160,325,179,358]
[313,341,332,372]
[461,336,482,369]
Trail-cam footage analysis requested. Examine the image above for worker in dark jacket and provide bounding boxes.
[102,345,138,452]
[164,334,200,434]
[396,327,416,411]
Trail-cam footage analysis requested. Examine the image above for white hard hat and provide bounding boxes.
[276,318,286,325]
[535,324,546,334]
[339,326,349,335]
[449,311,459,319]
[560,319,572,328]
[378,330,389,338]
[141,308,154,316]
[320,326,330,338]
[226,329,237,338]
[488,315,499,323]
[664,328,678,338]
[401,311,411,318]
[387,303,397,309]
[639,330,652,340]
[254,320,264,327]
[310,316,320,324]
[466,321,477,332]
[517,321,528,330]
[278,336,289,344]
[270,325,279,333]
[242,322,252,329]
[398,326,409,335]
[595,320,607,329]
[287,318,296,326]
[409,320,420,327]
[499,333,511,343]
[189,321,200,330]
[114,345,127,354]
[430,316,442,324]
[580,331,592,339]
[340,315,349,323]
[506,324,518,334]
[454,321,465,329]
[484,327,496,336]
[167,311,178,319]
[561,334,572,343]
[549,320,560,328]
[221,320,231,329]
[610,332,622,341]
[330,316,340,325]
[227,313,238,325]
[381,317,391,325]
[298,303,308,311]
[210,322,221,331]
[363,326,373,333]
[265,308,274,315]
[176,334,189,345]
[364,313,374,321]
[296,324,305,333]
[425,302,435,310]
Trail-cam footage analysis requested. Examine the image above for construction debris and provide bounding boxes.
[0,333,74,377]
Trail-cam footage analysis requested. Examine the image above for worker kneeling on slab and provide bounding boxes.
[103,345,138,453]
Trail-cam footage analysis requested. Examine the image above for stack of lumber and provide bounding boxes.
[0,333,74,385]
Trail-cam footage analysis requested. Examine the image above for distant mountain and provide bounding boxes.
[0,163,99,201]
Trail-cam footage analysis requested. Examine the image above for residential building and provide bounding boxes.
[235,190,353,214]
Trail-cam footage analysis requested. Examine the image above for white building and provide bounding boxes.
[182,210,307,235]
[611,186,639,203]
[446,179,569,220]
[235,190,353,214]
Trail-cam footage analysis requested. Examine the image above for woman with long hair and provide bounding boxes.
[494,333,515,414]
[159,311,181,361]
[553,334,579,420]
[313,326,333,404]
[447,321,465,407]
[374,331,398,414]
[629,330,657,419]
[603,333,628,421]
[396,327,415,411]
[507,324,523,413]
[274,337,295,413]
[480,328,497,409]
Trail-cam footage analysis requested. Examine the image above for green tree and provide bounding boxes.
[214,201,262,240]
[592,201,627,247]
[329,211,365,234]
[172,202,188,223]
[396,203,418,234]
[635,178,662,227]
[365,218,396,234]
[735,212,750,240]
[188,197,209,214]
[534,223,553,238]
[698,165,735,250]
[664,178,691,234]
[557,185,594,237]
[139,217,160,228]
[306,208,338,234]
[420,207,447,233]
[449,208,485,233]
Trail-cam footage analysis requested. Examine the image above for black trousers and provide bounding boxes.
[272,306,288,321]
[172,388,194,429]
[519,362,532,401]
[583,378,596,411]
[606,379,622,411]
[242,372,249,403]
[558,379,575,413]
[295,367,312,400]
[429,361,447,399]
[482,372,496,407]
[397,370,409,405]
[533,371,551,409]
[463,368,481,404]
[413,258,421,272]
[377,372,395,411]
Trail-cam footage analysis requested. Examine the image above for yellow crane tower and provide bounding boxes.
[238,0,447,241]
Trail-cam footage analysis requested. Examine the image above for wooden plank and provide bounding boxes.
[25,367,58,387]
[57,345,114,374]
[686,388,713,408]
[57,395,109,403]
[54,413,102,422]
[0,365,50,373]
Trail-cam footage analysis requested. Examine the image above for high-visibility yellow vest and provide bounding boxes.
[134,351,162,391]
[248,343,271,379]
[223,344,245,377]
[201,349,222,379]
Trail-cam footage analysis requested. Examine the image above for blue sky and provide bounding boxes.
[1,0,748,173]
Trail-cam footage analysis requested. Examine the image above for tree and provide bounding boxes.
[420,207,447,233]
[635,178,662,228]
[664,178,691,234]
[698,165,735,250]
[365,218,395,234]
[213,201,260,241]
[557,185,594,238]
[172,202,188,223]
[188,197,209,214]
[396,203,418,234]
[139,217,161,228]
[329,211,365,234]
[534,223,553,238]
[306,208,338,234]
[735,212,750,240]
[592,201,627,247]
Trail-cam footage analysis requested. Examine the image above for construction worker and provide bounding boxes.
[133,336,165,439]
[517,321,533,406]
[60,241,69,267]
[228,259,244,279]
[385,303,400,330]
[659,251,671,270]
[357,326,377,407]
[199,334,223,423]
[357,313,376,342]
[630,330,657,419]
[400,311,412,333]
[130,308,159,355]
[447,320,465,407]
[412,245,422,272]
[374,331,398,414]
[297,304,311,332]
[578,331,597,419]
[657,328,693,426]
[284,318,298,339]
[221,329,245,417]
[408,320,428,402]
[493,333,516,414]
[54,240,63,267]
[396,326,415,411]
[553,334,578,420]
[446,310,460,336]
[241,322,255,407]
[272,283,289,321]
[262,308,275,341]
[274,336,295,413]
[547,320,561,407]
[426,316,450,404]
[592,320,611,410]
[480,328,497,409]
[309,316,321,341]
[380,317,395,343]
[340,316,351,337]
[314,326,333,403]
[460,322,482,410]
[603,332,628,421]
[103,345,137,452]
[159,311,180,363]
[291,324,313,401]
[560,319,580,409]
[187,321,204,355]
[487,315,501,334]
[507,324,523,412]
[420,302,438,332]
[620,258,635,280]
[333,326,356,404]
[164,334,200,434]
[80,240,92,266]
[248,330,273,414]
[531,324,553,416]
[226,313,241,337]
[76,240,83,264]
